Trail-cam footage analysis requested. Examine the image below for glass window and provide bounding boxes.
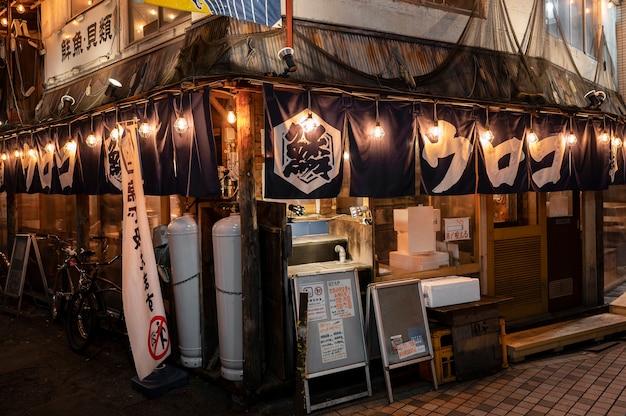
[71,0,101,17]
[546,0,598,58]
[129,1,189,43]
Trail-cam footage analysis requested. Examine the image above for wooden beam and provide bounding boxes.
[237,90,262,394]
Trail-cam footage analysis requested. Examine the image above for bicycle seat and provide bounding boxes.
[80,249,97,257]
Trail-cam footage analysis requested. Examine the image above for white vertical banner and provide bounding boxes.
[121,126,171,380]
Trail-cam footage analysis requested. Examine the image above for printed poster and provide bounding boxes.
[318,319,347,363]
[328,278,355,319]
[301,282,327,321]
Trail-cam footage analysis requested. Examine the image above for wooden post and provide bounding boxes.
[294,292,309,416]
[76,195,90,251]
[237,89,263,394]
[7,192,17,253]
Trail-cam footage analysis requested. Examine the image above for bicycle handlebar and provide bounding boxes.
[84,254,121,268]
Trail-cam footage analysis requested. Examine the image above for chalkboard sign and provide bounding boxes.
[3,234,48,316]
[367,278,437,402]
[291,268,371,413]
[4,235,30,298]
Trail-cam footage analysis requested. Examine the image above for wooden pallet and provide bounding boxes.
[504,313,626,363]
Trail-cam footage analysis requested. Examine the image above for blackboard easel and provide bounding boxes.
[366,278,438,403]
[3,234,49,316]
[291,268,372,414]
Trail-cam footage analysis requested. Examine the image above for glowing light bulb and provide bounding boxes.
[65,140,77,154]
[526,129,538,144]
[85,133,98,148]
[45,143,55,153]
[28,148,37,160]
[481,129,494,144]
[600,130,610,144]
[174,116,189,133]
[227,110,236,124]
[302,112,318,133]
[138,122,153,138]
[373,122,385,140]
[566,132,577,145]
[1,153,8,161]
[612,137,623,148]
[430,121,442,142]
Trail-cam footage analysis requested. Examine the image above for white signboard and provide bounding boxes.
[444,217,471,242]
[44,1,118,83]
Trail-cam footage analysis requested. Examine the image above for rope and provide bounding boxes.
[215,285,242,296]
[173,272,199,286]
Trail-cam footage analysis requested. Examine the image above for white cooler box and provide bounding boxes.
[421,276,480,308]
[389,251,449,272]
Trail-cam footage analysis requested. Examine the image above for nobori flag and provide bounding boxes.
[135,0,281,27]
[121,127,171,380]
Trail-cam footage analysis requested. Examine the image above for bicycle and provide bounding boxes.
[0,251,10,296]
[39,234,97,322]
[65,254,125,354]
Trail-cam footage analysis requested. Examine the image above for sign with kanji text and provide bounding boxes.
[444,217,471,242]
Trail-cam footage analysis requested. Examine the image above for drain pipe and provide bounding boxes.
[335,245,346,263]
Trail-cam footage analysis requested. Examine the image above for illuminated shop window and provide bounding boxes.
[129,0,189,43]
[546,0,598,58]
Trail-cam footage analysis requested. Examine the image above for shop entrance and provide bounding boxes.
[546,192,582,312]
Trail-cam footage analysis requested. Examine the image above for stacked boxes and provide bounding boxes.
[389,206,449,272]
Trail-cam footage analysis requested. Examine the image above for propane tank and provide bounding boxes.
[167,213,202,368]
[212,212,243,381]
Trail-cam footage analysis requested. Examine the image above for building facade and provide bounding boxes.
[1,0,626,393]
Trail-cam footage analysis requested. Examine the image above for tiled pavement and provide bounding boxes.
[316,283,626,416]
[319,339,626,415]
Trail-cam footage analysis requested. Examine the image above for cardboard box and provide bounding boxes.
[389,251,449,272]
[421,276,480,308]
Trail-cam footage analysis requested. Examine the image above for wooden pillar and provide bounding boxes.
[237,89,262,394]
[582,190,603,306]
[76,195,90,250]
[7,192,17,252]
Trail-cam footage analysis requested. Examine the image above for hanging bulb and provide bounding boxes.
[430,120,442,143]
[138,122,153,138]
[0,152,7,161]
[85,133,98,148]
[226,108,236,124]
[373,122,385,140]
[1,18,7,27]
[45,143,55,153]
[110,124,124,141]
[64,140,77,154]
[13,149,22,158]
[526,129,538,144]
[343,151,350,160]
[28,148,37,160]
[566,132,577,145]
[302,112,318,133]
[174,116,189,133]
[481,129,494,144]
[612,136,623,148]
[15,3,26,14]
[600,130,610,144]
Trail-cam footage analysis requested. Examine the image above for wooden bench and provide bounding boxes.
[504,313,626,363]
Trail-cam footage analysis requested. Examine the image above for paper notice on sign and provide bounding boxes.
[444,217,471,242]
[327,279,355,319]
[319,319,347,363]
[300,282,327,322]
[397,340,420,360]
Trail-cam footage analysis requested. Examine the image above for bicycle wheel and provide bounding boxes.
[66,290,98,352]
[51,267,72,321]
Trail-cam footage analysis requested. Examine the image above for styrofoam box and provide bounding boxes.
[421,276,480,308]
[389,251,449,272]
[393,206,440,254]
